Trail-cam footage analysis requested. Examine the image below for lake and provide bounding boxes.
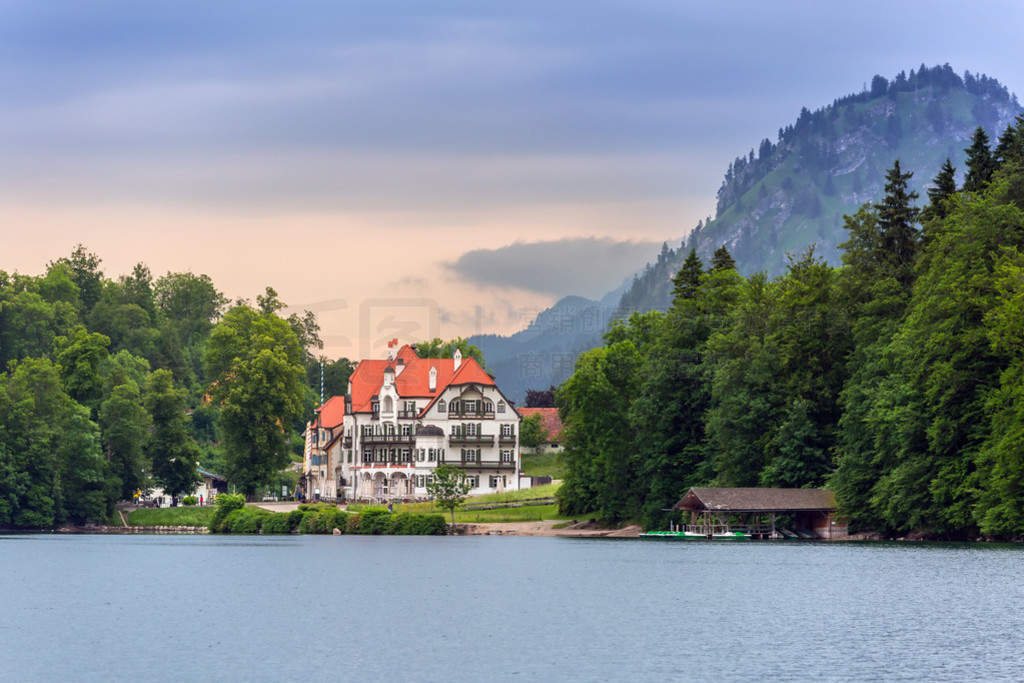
[1,534,1021,681]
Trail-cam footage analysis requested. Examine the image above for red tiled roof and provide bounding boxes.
[316,395,345,429]
[519,407,562,442]
[348,344,496,414]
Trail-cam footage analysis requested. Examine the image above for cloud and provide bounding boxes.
[446,237,660,299]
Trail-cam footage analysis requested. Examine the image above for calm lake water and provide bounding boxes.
[1,534,1022,682]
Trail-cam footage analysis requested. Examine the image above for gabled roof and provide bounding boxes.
[673,487,836,513]
[316,395,345,429]
[518,407,562,441]
[348,344,496,414]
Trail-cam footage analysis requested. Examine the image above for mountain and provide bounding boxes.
[619,64,1021,313]
[474,65,1022,401]
[471,284,628,404]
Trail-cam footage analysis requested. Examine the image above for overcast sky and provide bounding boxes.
[2,1,1022,358]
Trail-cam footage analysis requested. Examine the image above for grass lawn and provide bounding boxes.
[125,506,218,527]
[520,451,565,478]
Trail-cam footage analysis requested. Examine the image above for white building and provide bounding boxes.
[302,342,521,502]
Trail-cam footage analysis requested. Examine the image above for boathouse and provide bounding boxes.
[673,487,847,539]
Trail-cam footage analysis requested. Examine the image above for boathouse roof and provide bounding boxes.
[673,487,836,513]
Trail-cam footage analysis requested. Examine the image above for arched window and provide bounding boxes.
[497,401,506,413]
[438,399,447,413]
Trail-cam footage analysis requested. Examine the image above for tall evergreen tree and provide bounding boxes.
[963,126,995,193]
[873,159,920,285]
[923,158,957,222]
[710,245,737,272]
[671,249,703,301]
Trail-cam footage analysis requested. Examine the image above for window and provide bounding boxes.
[401,424,411,436]
[404,401,416,412]
[438,399,447,413]
[371,401,379,413]
[466,423,477,436]
[363,450,373,463]
[464,449,478,463]
[501,450,513,463]
[362,425,373,436]
[402,448,411,461]
[501,424,513,437]
[450,399,461,414]
[497,401,505,413]
[465,475,478,488]
[490,476,500,488]
[464,399,478,413]
[484,401,493,413]
[347,450,353,463]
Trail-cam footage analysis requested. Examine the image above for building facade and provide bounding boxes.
[303,342,521,502]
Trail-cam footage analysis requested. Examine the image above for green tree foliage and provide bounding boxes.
[414,337,488,369]
[145,369,201,499]
[0,249,334,527]
[99,374,151,501]
[519,413,549,449]
[557,339,644,521]
[0,358,108,526]
[204,305,306,498]
[426,464,472,525]
[55,327,110,413]
[963,126,995,193]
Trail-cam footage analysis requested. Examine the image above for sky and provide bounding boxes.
[2,1,1022,360]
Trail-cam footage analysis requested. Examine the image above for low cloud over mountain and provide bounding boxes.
[446,237,659,298]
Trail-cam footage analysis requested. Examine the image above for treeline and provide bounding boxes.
[557,114,1024,539]
[0,251,352,528]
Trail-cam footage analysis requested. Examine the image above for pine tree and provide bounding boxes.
[710,245,736,272]
[873,160,920,285]
[963,126,995,193]
[671,249,703,302]
[922,158,957,224]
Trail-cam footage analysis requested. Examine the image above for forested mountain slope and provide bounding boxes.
[617,64,1021,314]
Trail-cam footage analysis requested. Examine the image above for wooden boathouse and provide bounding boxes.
[671,487,847,540]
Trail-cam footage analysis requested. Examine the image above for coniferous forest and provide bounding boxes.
[557,114,1024,539]
[0,255,352,528]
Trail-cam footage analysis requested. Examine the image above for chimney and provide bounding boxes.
[453,349,462,371]
[429,366,437,392]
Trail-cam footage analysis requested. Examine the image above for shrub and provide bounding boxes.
[297,510,319,534]
[182,496,198,506]
[392,513,447,535]
[345,513,361,534]
[358,507,392,535]
[261,513,296,534]
[209,493,246,532]
[228,508,269,534]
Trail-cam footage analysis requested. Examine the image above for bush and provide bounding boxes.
[287,509,304,530]
[297,511,319,534]
[209,493,246,532]
[227,508,269,534]
[261,513,297,534]
[345,513,361,534]
[358,507,392,535]
[182,496,198,506]
[391,512,447,535]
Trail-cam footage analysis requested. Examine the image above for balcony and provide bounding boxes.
[448,434,495,447]
[499,435,517,446]
[342,437,353,448]
[449,408,495,419]
[397,410,418,419]
[458,460,517,470]
[361,434,415,444]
